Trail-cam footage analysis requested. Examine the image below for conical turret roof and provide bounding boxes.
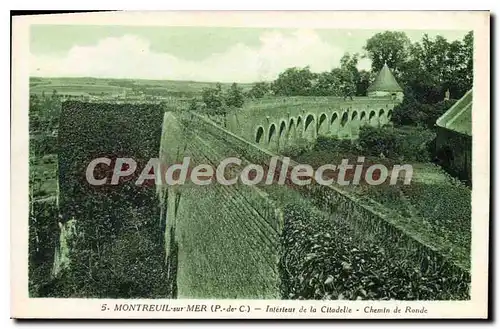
[367,63,403,93]
[436,89,472,136]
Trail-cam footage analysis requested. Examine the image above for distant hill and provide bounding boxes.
[29,77,255,98]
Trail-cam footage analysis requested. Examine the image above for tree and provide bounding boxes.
[455,31,473,97]
[312,70,341,96]
[421,99,458,128]
[247,82,270,99]
[358,125,399,158]
[188,98,200,111]
[391,90,458,128]
[400,32,473,103]
[339,53,360,100]
[364,31,411,78]
[271,66,316,96]
[225,83,245,108]
[391,94,429,126]
[356,70,373,96]
[201,83,224,110]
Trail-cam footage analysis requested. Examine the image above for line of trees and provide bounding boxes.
[193,30,473,123]
[267,31,473,102]
[270,53,369,98]
[192,82,245,113]
[365,31,473,103]
[263,30,473,127]
[385,31,473,126]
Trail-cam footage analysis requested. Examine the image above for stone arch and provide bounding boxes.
[255,126,264,144]
[279,120,287,137]
[340,112,349,127]
[379,109,386,125]
[268,123,278,149]
[387,109,393,120]
[349,110,361,137]
[288,117,296,140]
[360,111,366,121]
[330,112,340,134]
[278,120,287,149]
[317,112,329,135]
[296,116,303,138]
[331,112,339,125]
[304,113,316,141]
[369,110,377,125]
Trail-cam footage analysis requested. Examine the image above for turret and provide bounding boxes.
[367,63,404,101]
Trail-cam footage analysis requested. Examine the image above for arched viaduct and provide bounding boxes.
[225,97,399,152]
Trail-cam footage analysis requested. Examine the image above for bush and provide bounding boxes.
[279,203,469,300]
[281,138,311,158]
[247,82,270,99]
[188,98,200,111]
[422,99,458,128]
[313,135,356,154]
[31,134,58,155]
[202,83,224,109]
[358,126,399,158]
[392,95,458,129]
[29,199,59,297]
[271,67,316,96]
[358,125,434,162]
[391,97,428,126]
[201,82,245,112]
[225,83,245,108]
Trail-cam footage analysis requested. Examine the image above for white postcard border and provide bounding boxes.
[11,10,490,319]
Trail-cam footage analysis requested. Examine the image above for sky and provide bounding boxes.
[30,26,470,83]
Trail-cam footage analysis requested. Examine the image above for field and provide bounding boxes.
[30,77,254,98]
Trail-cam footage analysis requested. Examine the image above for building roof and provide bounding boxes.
[367,63,403,93]
[436,89,472,136]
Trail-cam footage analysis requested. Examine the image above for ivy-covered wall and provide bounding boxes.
[159,112,282,299]
[52,101,169,298]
